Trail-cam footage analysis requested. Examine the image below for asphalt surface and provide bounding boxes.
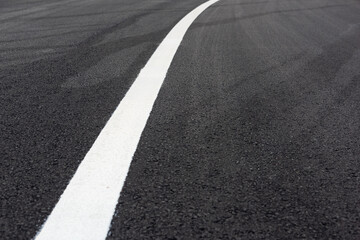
[1,0,360,239]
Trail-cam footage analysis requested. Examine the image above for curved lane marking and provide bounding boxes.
[35,0,219,239]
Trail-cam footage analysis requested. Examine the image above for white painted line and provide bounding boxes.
[35,1,219,240]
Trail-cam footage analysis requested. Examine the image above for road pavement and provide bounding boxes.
[1,0,360,239]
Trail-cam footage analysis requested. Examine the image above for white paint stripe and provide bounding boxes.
[35,1,219,240]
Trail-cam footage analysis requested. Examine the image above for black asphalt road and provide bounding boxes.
[1,0,360,239]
